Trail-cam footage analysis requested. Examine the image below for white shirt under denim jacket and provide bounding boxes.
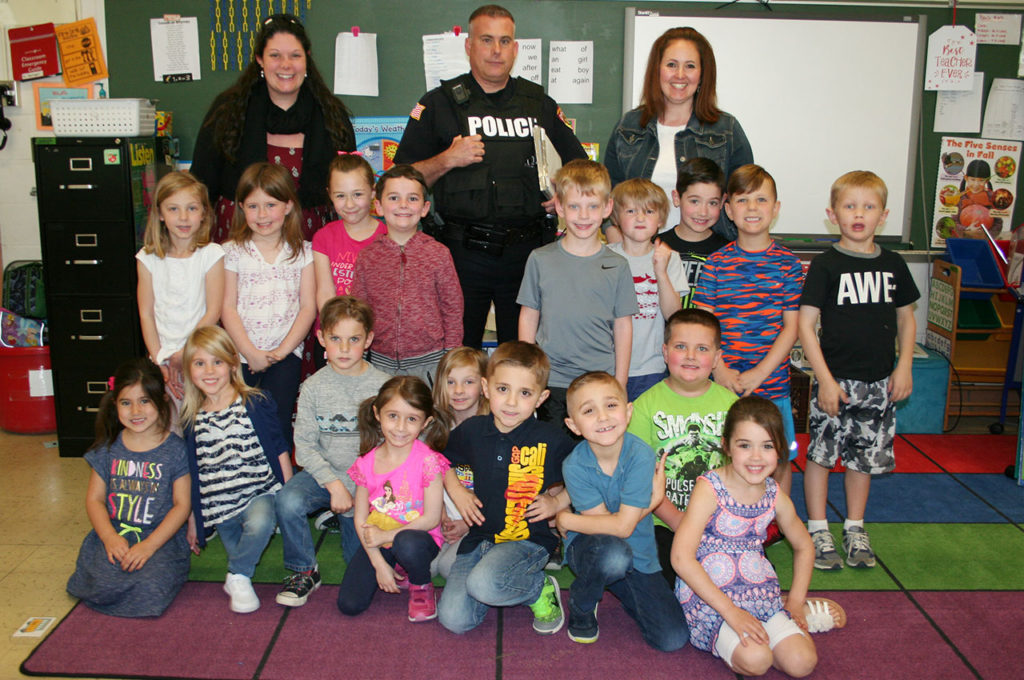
[603,107,754,240]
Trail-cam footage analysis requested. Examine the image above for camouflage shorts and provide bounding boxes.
[807,378,895,474]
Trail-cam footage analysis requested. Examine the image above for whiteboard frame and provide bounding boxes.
[623,8,927,243]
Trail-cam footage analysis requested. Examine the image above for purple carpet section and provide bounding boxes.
[21,584,1022,678]
[768,591,974,680]
[913,591,1024,680]
[21,582,283,679]
[260,585,497,680]
[499,591,731,680]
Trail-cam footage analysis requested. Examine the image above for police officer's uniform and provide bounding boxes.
[395,73,586,348]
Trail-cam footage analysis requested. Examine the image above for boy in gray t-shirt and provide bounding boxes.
[274,297,390,607]
[518,160,637,431]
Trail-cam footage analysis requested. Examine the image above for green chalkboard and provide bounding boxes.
[107,1,1024,248]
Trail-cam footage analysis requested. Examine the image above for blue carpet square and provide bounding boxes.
[831,473,1007,523]
[954,473,1024,522]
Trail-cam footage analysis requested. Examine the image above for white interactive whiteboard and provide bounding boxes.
[625,10,926,241]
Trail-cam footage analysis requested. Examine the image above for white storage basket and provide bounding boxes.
[50,99,157,137]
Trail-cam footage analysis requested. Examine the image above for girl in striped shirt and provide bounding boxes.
[181,326,293,613]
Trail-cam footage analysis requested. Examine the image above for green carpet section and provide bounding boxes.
[871,523,1024,590]
[766,531,900,591]
[189,520,348,586]
[768,523,1024,591]
[189,520,1024,593]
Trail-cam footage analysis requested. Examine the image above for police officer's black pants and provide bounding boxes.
[445,237,540,349]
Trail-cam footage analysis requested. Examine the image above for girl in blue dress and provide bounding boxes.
[67,358,191,617]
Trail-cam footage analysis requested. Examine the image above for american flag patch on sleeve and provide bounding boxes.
[410,103,426,120]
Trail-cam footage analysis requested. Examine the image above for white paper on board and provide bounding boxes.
[547,40,592,104]
[511,38,542,85]
[976,13,1021,45]
[1020,25,1024,77]
[149,17,201,82]
[422,33,467,91]
[935,72,984,133]
[334,32,378,96]
[982,78,1024,140]
[925,25,977,91]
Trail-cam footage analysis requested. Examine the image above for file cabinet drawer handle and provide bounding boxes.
[80,310,102,323]
[66,259,100,265]
[59,184,96,190]
[75,234,98,247]
[77,406,100,413]
[71,335,104,341]
[86,382,108,394]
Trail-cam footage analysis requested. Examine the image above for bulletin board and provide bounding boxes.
[102,1,1024,249]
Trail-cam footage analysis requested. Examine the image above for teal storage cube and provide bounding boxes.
[895,346,949,434]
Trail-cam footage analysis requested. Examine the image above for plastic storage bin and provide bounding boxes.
[50,99,156,137]
[0,345,56,433]
[945,239,1004,298]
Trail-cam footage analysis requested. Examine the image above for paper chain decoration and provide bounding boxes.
[209,0,311,71]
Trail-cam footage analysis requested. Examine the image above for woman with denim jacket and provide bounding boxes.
[605,27,752,242]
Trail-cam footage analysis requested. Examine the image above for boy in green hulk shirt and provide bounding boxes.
[627,308,736,585]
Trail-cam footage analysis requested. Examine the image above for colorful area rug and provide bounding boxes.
[22,434,1024,679]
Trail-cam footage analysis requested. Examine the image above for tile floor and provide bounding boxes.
[1,416,1018,680]
[1,432,93,680]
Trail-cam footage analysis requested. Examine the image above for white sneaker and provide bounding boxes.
[224,573,260,613]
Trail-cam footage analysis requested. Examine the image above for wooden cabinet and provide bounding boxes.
[925,259,1020,430]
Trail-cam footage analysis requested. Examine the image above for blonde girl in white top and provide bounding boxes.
[137,171,225,417]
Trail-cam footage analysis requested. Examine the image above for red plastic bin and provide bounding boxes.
[0,345,56,434]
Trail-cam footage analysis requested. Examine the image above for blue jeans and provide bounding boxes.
[567,534,689,652]
[215,493,277,578]
[243,353,301,444]
[275,471,360,571]
[337,530,439,616]
[627,371,667,403]
[437,540,549,634]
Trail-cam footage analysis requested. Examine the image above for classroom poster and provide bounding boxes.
[932,136,1021,248]
[352,116,408,178]
[54,17,108,87]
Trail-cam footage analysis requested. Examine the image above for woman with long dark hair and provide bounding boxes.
[191,13,355,242]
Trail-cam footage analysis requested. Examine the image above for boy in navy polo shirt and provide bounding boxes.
[438,341,575,635]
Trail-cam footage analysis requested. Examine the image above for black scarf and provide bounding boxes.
[234,80,334,209]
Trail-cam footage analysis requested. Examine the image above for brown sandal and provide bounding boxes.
[803,597,847,633]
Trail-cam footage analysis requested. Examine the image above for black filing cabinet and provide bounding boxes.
[33,137,169,456]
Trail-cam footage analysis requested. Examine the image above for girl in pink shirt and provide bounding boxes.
[337,376,450,623]
[312,153,386,310]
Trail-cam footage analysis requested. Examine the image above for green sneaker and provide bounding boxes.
[528,574,564,634]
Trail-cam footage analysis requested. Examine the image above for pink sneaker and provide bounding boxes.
[394,564,409,591]
[407,582,437,622]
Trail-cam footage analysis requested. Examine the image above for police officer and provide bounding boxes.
[394,4,587,349]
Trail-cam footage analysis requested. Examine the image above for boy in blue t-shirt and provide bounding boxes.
[556,371,688,650]
[692,164,803,498]
[518,159,638,431]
